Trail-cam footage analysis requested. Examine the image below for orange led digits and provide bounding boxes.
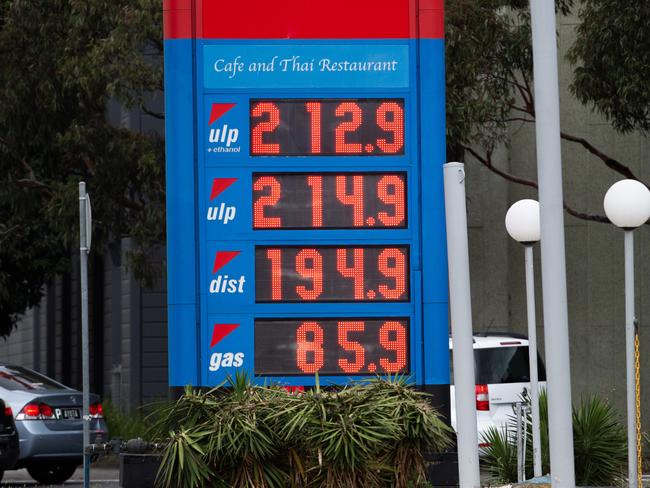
[254,318,409,376]
[376,102,404,154]
[336,175,365,226]
[296,322,324,373]
[377,175,406,227]
[379,321,407,372]
[265,249,283,301]
[249,99,404,156]
[295,249,323,300]
[335,102,362,154]
[255,246,408,303]
[337,321,366,373]
[251,102,281,154]
[306,175,323,227]
[336,248,365,300]
[378,248,407,300]
[253,176,282,228]
[305,102,322,154]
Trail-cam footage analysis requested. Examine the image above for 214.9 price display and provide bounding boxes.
[255,246,409,302]
[253,173,407,229]
[254,318,409,375]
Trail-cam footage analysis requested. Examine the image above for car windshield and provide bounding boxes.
[450,346,547,384]
[0,366,68,391]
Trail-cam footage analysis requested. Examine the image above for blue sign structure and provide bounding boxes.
[163,0,448,396]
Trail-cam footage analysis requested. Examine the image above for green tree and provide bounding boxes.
[568,0,650,133]
[0,0,163,335]
[445,0,648,222]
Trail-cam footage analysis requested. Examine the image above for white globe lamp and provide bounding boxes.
[603,179,650,229]
[505,199,541,244]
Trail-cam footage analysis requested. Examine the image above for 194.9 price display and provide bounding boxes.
[254,318,409,375]
[250,99,404,156]
[253,173,407,229]
[255,246,409,302]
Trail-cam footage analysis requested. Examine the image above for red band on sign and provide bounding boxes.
[164,9,192,40]
[202,0,413,39]
[163,0,191,9]
[165,1,444,40]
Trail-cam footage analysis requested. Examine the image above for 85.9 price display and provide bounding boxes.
[255,246,410,302]
[254,318,409,375]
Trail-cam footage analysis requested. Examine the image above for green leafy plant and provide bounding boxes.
[480,425,518,484]
[572,396,627,486]
[152,374,453,488]
[480,391,627,486]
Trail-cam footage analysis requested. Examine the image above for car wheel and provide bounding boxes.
[27,461,77,485]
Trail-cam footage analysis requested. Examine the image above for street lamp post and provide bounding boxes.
[603,179,650,488]
[505,199,543,478]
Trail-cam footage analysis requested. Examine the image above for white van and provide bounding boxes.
[449,333,546,446]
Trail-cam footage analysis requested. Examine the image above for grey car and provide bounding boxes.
[0,364,108,484]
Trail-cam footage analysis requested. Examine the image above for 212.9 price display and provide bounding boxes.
[250,99,404,156]
[254,318,409,375]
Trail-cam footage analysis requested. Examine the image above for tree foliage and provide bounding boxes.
[445,0,573,159]
[568,0,650,133]
[0,0,163,335]
[446,0,648,223]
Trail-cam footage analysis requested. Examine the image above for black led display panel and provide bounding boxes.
[253,173,407,229]
[254,318,410,376]
[255,245,410,303]
[250,99,405,156]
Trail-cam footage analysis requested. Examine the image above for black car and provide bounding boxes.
[0,398,19,481]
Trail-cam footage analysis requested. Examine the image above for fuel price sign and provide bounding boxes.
[164,0,449,397]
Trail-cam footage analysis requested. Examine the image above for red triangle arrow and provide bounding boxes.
[211,323,240,347]
[212,251,240,274]
[209,103,236,125]
[210,178,238,200]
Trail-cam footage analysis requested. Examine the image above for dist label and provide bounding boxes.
[209,251,246,294]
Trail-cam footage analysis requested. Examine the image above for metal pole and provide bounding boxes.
[529,0,576,486]
[443,162,480,488]
[516,402,524,483]
[525,245,543,477]
[79,182,90,488]
[624,230,637,488]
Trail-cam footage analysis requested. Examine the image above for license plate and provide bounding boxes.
[54,408,80,420]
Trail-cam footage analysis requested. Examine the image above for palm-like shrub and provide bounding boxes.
[479,425,518,484]
[572,396,627,486]
[480,390,627,486]
[150,375,453,488]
